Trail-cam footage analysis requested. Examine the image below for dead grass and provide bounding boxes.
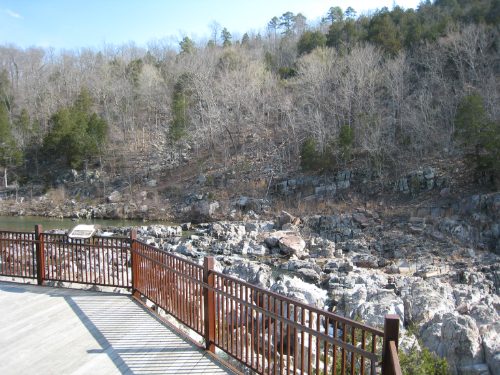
[272,195,356,218]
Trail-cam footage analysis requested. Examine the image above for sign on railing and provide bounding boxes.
[67,224,100,239]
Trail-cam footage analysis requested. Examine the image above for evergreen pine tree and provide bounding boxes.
[454,92,500,173]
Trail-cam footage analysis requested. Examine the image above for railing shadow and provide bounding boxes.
[64,292,234,374]
[0,282,234,375]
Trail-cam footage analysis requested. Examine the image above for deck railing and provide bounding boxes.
[0,225,401,375]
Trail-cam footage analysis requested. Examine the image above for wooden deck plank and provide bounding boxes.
[0,281,238,375]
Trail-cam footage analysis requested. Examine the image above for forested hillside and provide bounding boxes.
[1,0,499,191]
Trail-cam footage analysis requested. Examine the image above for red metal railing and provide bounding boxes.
[1,225,132,288]
[207,270,384,375]
[41,232,132,287]
[132,237,206,336]
[0,225,401,375]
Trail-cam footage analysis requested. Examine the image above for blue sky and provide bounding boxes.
[1,0,423,51]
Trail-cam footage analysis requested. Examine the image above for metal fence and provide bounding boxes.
[0,225,401,375]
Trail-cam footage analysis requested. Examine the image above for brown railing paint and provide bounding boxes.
[0,225,401,375]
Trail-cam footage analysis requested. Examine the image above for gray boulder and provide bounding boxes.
[403,280,455,327]
[270,275,326,308]
[440,313,485,374]
[352,254,379,268]
[223,260,272,289]
[278,211,300,229]
[281,258,321,273]
[175,242,198,258]
[296,268,320,283]
[107,190,121,202]
[309,237,335,258]
[354,289,404,330]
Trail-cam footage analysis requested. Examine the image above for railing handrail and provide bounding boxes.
[0,230,36,235]
[133,239,203,270]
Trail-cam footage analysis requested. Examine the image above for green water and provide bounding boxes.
[0,216,176,232]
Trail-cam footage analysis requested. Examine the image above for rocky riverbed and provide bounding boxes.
[86,192,500,375]
[3,178,500,374]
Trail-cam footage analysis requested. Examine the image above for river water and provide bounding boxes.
[0,216,176,232]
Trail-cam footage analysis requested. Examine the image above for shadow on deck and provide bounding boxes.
[0,281,238,375]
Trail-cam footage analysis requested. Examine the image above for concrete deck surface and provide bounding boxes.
[0,281,238,375]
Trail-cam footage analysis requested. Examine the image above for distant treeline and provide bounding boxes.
[1,0,499,185]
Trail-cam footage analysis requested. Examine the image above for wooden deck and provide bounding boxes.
[0,281,239,375]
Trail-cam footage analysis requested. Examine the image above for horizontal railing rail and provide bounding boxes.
[0,225,401,375]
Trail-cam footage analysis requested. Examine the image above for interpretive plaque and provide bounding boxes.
[68,224,97,239]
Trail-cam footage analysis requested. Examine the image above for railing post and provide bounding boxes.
[382,314,400,375]
[35,225,45,286]
[130,230,140,298]
[203,256,216,353]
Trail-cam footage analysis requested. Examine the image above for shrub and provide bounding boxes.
[399,339,450,375]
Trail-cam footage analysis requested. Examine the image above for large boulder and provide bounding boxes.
[264,230,288,248]
[469,295,500,374]
[483,334,500,375]
[296,268,320,283]
[281,258,321,273]
[278,211,300,229]
[237,241,270,256]
[279,235,306,257]
[352,254,379,268]
[193,200,219,217]
[175,242,198,258]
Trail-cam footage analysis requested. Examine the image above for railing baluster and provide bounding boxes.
[35,225,44,285]
[274,297,278,374]
[361,330,367,375]
[316,313,320,375]
[203,257,215,353]
[325,316,331,375]
[342,322,347,374]
[245,285,250,365]
[286,302,290,375]
[301,307,305,375]
[239,283,243,360]
[352,326,357,375]
[308,309,313,375]
[280,299,284,375]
